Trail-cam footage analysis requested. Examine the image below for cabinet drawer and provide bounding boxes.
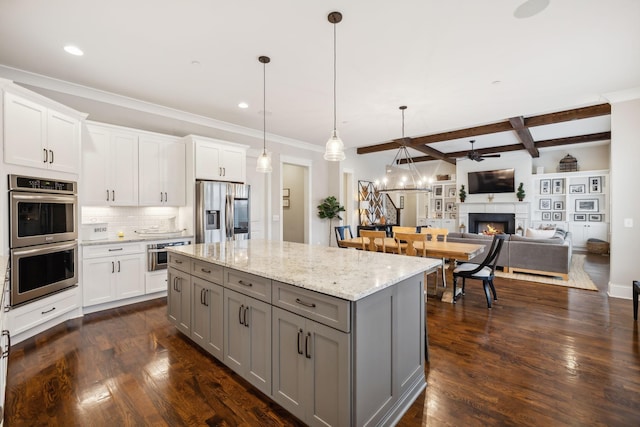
[191,259,223,284]
[11,288,78,335]
[168,253,190,273]
[272,281,350,332]
[83,242,144,259]
[225,269,271,303]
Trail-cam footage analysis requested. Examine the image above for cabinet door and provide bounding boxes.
[110,131,138,206]
[272,307,307,421]
[221,146,246,183]
[192,278,209,347]
[82,258,116,306]
[306,320,350,427]
[245,297,271,396]
[191,277,224,360]
[46,109,80,173]
[4,92,47,169]
[162,140,186,206]
[205,282,224,360]
[195,141,222,180]
[115,254,145,300]
[223,288,246,373]
[82,127,111,206]
[168,268,191,335]
[138,138,163,205]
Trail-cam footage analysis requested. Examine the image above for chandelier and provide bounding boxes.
[376,106,431,193]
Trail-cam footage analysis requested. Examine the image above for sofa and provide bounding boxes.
[446,228,573,280]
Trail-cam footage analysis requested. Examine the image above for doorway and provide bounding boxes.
[281,158,311,243]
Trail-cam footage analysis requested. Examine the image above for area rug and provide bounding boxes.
[494,254,598,291]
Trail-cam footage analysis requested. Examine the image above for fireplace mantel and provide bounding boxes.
[457,202,530,231]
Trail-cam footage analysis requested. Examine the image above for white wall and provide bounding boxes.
[282,163,305,243]
[608,98,640,299]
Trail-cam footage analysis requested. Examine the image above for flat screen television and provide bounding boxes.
[468,168,515,194]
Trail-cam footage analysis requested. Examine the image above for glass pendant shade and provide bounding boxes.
[256,150,272,173]
[324,129,346,161]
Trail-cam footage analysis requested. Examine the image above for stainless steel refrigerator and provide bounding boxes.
[195,181,250,243]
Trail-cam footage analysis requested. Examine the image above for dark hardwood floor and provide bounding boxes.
[5,253,639,426]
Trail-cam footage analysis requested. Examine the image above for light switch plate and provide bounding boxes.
[624,218,633,228]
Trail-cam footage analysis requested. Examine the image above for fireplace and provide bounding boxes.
[468,213,515,234]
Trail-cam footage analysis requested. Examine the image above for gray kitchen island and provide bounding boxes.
[167,240,439,427]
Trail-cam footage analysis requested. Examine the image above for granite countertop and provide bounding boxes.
[81,234,194,246]
[169,240,440,301]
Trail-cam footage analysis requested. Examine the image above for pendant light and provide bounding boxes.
[256,55,273,173]
[324,11,346,161]
[377,106,431,193]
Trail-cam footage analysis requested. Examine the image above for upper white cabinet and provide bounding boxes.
[3,90,83,174]
[138,135,186,206]
[188,136,247,183]
[82,124,138,206]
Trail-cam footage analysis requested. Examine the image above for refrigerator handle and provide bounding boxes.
[226,192,234,239]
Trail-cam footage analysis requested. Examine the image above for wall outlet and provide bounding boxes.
[624,218,633,228]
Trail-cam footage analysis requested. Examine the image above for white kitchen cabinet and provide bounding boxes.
[223,288,271,396]
[138,135,186,206]
[190,137,247,183]
[4,91,82,173]
[82,243,145,306]
[82,124,138,206]
[569,222,609,249]
[422,218,457,233]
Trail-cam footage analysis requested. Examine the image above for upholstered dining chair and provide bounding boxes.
[334,225,354,248]
[452,233,508,308]
[359,230,386,252]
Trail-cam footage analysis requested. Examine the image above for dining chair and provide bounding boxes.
[359,230,386,252]
[394,232,427,257]
[452,233,508,308]
[420,227,450,290]
[392,226,418,235]
[633,280,639,321]
[334,225,354,248]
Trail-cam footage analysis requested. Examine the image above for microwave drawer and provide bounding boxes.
[272,281,350,332]
[191,260,223,284]
[224,269,271,303]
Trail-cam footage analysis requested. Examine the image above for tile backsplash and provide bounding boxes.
[81,206,184,239]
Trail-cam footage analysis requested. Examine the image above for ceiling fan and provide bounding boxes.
[466,140,501,162]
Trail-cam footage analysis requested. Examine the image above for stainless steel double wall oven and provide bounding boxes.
[9,175,78,306]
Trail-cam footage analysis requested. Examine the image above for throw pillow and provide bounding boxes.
[525,228,556,238]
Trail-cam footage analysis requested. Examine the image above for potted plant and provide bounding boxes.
[459,185,467,203]
[516,182,526,201]
[317,196,345,246]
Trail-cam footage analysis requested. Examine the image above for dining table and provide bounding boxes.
[338,236,485,303]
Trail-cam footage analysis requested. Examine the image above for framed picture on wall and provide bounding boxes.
[539,198,552,210]
[553,201,564,210]
[569,184,586,194]
[435,186,443,196]
[435,199,442,211]
[589,176,602,193]
[542,212,551,220]
[552,178,564,194]
[540,179,551,194]
[283,199,290,208]
[575,199,599,212]
[589,214,603,222]
[574,213,587,221]
[552,212,563,221]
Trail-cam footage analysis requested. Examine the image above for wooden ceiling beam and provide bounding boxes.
[524,104,611,127]
[509,116,539,158]
[356,141,401,155]
[534,132,611,148]
[404,140,456,165]
[408,121,513,146]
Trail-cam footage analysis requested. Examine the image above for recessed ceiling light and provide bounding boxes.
[514,0,550,19]
[64,45,84,56]
[492,80,502,85]
[238,102,249,109]
[191,60,201,66]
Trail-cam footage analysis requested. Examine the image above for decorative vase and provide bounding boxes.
[379,215,386,224]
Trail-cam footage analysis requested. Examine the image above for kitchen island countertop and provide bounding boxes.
[168,240,440,301]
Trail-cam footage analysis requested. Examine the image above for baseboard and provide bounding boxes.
[608,281,632,299]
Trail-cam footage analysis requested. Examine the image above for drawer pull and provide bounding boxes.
[108,248,124,252]
[175,260,183,264]
[238,280,253,287]
[201,268,211,274]
[295,298,316,308]
[243,306,249,328]
[239,304,244,325]
[41,307,56,315]
[305,332,312,359]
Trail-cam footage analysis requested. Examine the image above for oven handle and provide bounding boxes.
[10,192,77,203]
[11,240,78,256]
[147,249,168,253]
